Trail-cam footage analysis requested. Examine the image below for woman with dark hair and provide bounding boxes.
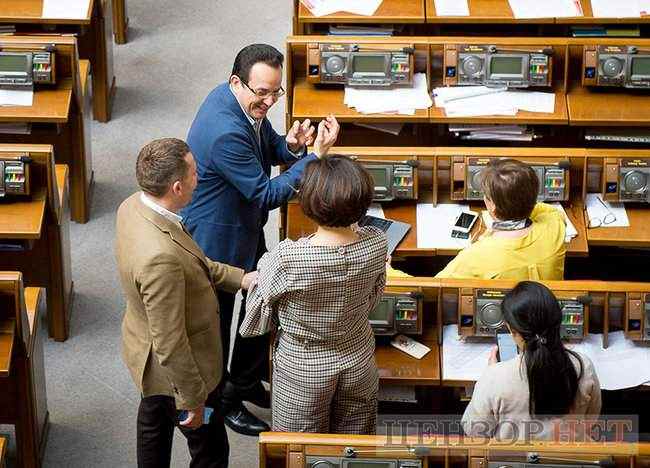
[462,281,601,440]
[239,155,387,434]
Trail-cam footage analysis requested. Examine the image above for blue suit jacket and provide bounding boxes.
[181,83,317,272]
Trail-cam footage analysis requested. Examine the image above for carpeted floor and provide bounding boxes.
[2,0,289,466]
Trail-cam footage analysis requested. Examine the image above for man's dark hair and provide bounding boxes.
[481,158,539,220]
[300,155,374,227]
[135,138,191,197]
[231,44,284,82]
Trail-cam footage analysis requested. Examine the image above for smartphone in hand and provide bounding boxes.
[178,407,214,425]
[496,328,518,362]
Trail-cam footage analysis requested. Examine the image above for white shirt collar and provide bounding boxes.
[229,83,258,127]
[140,192,183,225]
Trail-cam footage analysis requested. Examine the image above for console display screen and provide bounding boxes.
[368,167,388,188]
[489,56,524,76]
[0,54,28,73]
[631,57,650,76]
[369,299,391,323]
[353,55,386,74]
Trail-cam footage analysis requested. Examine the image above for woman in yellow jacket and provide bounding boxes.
[389,158,566,280]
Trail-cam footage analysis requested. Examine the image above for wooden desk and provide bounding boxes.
[298,0,425,23]
[376,327,440,385]
[0,436,5,468]
[292,77,430,123]
[430,90,569,125]
[568,85,650,126]
[557,0,650,24]
[112,0,128,43]
[0,275,49,468]
[0,146,73,342]
[0,37,93,223]
[586,204,650,247]
[0,0,116,122]
[426,0,554,23]
[0,319,15,378]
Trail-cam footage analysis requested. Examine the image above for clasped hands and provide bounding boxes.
[286,114,340,159]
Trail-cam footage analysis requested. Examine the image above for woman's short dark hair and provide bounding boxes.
[231,44,283,82]
[481,159,539,220]
[502,281,583,419]
[299,155,374,227]
[135,138,190,197]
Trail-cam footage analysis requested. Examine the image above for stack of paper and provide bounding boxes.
[345,73,432,115]
[416,203,471,250]
[590,0,642,18]
[449,124,536,142]
[328,25,394,36]
[442,325,493,382]
[434,0,469,16]
[585,193,630,228]
[300,0,383,17]
[508,0,583,18]
[566,332,650,390]
[42,0,90,19]
[0,89,33,107]
[434,86,555,117]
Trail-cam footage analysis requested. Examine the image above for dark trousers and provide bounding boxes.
[217,240,269,408]
[137,391,229,468]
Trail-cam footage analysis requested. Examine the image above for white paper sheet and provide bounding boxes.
[415,203,471,250]
[507,0,583,18]
[300,0,383,16]
[0,89,33,107]
[434,0,469,16]
[345,73,432,115]
[585,193,630,228]
[433,87,555,117]
[590,0,641,18]
[641,0,650,15]
[566,332,650,390]
[549,203,578,243]
[367,203,385,219]
[442,325,493,382]
[42,0,91,19]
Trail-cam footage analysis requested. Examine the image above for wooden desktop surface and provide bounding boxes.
[0,318,15,377]
[425,0,553,23]
[586,205,650,247]
[430,91,568,125]
[376,326,439,385]
[25,287,41,335]
[293,78,429,122]
[79,59,90,99]
[0,80,72,124]
[0,435,5,468]
[298,0,425,23]
[0,0,92,23]
[0,188,46,239]
[568,85,650,126]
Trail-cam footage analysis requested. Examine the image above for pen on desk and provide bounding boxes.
[286,183,300,194]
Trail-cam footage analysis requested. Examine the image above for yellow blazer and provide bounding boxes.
[115,193,244,409]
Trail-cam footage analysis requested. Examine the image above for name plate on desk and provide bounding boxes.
[583,45,650,89]
[0,154,30,197]
[306,43,414,87]
[443,44,553,88]
[456,287,587,339]
[603,157,650,203]
[0,50,55,87]
[451,156,569,202]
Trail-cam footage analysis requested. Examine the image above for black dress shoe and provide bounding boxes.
[242,382,271,409]
[224,405,270,436]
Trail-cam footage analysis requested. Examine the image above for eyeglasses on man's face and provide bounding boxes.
[238,77,285,100]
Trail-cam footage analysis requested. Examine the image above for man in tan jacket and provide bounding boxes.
[115,138,256,468]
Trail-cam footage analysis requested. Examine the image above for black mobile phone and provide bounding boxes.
[496,328,518,362]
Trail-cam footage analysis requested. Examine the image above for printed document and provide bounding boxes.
[590,0,641,17]
[0,89,33,107]
[434,0,469,16]
[416,202,471,250]
[42,0,91,19]
[585,193,630,228]
[508,0,583,18]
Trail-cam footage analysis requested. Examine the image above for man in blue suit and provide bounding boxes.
[182,43,339,435]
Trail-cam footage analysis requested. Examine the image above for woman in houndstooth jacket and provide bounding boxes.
[240,155,387,434]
